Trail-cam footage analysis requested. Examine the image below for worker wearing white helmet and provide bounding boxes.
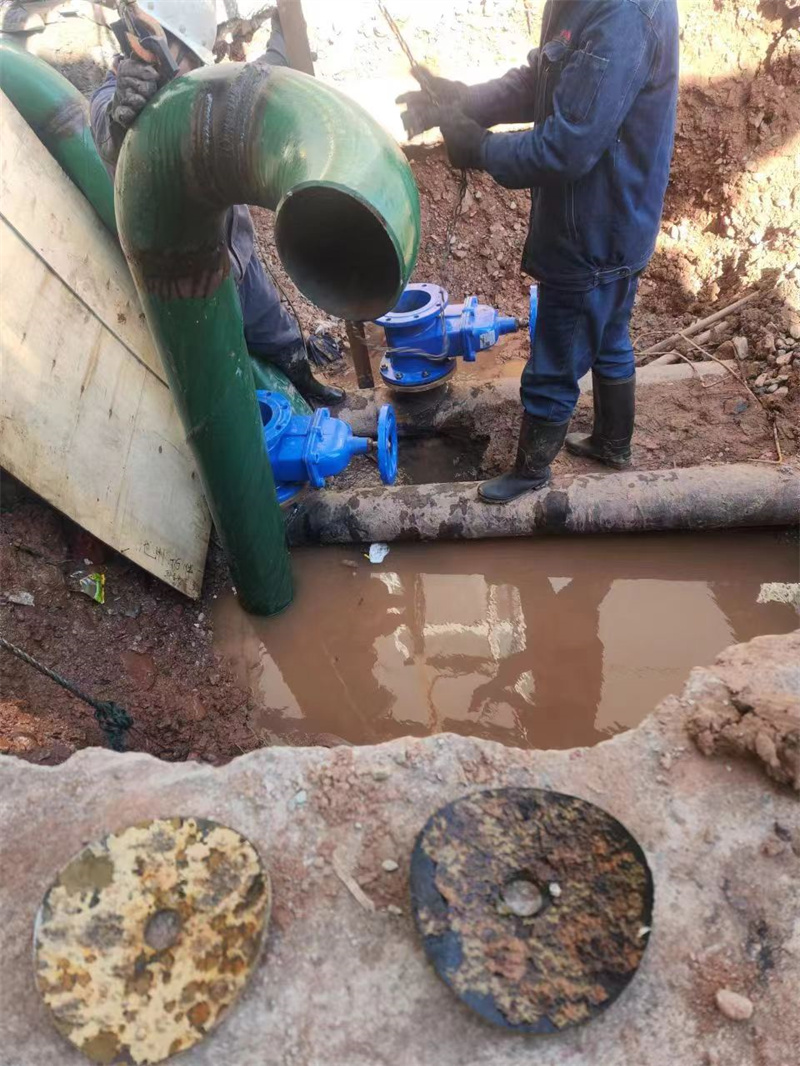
[89,0,346,408]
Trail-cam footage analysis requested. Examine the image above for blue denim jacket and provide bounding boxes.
[469,0,679,290]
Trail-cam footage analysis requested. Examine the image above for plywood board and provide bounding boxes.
[0,94,210,597]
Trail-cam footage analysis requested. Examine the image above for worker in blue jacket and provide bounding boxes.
[89,0,344,408]
[399,0,679,503]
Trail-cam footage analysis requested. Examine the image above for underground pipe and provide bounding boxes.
[115,62,420,614]
[284,463,800,545]
[0,36,116,232]
[337,361,736,439]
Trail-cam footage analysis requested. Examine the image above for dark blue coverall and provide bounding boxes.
[89,34,305,373]
[468,0,680,422]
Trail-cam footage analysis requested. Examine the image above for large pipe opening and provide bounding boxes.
[275,185,402,320]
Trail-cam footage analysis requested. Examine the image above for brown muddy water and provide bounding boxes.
[213,531,798,751]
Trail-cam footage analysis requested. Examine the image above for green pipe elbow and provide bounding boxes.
[115,64,420,615]
[116,63,420,321]
[0,36,116,233]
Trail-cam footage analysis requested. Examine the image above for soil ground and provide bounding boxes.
[1,0,799,765]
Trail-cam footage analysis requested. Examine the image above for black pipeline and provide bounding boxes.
[285,463,800,545]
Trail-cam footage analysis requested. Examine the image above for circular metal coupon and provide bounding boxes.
[34,818,270,1064]
[410,789,653,1033]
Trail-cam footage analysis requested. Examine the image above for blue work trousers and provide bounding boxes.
[237,254,305,369]
[521,275,639,423]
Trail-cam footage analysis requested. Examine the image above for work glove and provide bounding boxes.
[110,56,160,131]
[396,64,468,138]
[439,107,489,171]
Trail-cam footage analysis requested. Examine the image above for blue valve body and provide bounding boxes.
[375,283,518,390]
[256,391,397,504]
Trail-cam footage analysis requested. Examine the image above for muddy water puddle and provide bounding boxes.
[213,531,798,750]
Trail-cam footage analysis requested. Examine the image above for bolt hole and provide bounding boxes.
[144,908,182,952]
[498,872,545,918]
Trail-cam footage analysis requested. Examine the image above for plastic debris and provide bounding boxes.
[368,543,390,564]
[79,572,106,604]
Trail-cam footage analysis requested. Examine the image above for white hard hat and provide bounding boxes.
[138,0,218,66]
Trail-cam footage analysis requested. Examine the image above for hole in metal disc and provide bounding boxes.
[144,908,183,951]
[500,873,545,918]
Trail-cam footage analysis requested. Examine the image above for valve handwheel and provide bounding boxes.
[377,404,398,485]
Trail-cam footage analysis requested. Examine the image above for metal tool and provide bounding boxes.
[34,818,270,1065]
[410,788,654,1033]
[375,283,522,391]
[111,0,179,80]
[257,390,398,504]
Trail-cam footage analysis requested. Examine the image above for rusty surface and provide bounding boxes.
[410,789,653,1033]
[34,817,270,1064]
[345,321,375,390]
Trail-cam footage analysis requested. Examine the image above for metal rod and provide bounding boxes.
[345,321,376,390]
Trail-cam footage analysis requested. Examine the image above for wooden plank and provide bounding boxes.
[0,98,211,597]
[0,92,164,382]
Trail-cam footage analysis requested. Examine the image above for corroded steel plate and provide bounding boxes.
[34,818,270,1064]
[410,789,653,1033]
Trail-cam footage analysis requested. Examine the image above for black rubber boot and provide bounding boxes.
[478,413,570,504]
[565,372,635,468]
[284,357,346,408]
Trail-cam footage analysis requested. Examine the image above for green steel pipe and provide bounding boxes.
[115,62,420,615]
[0,36,116,233]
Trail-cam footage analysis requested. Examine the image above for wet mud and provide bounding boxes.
[213,530,798,751]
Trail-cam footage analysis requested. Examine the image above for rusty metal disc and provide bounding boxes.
[410,789,653,1033]
[33,817,270,1064]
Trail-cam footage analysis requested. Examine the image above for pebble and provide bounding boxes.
[7,591,34,606]
[549,882,562,898]
[771,386,789,398]
[387,904,403,916]
[293,789,307,807]
[789,321,800,340]
[372,768,391,781]
[753,372,769,387]
[474,190,482,200]
[731,336,748,360]
[775,351,793,366]
[715,988,754,1021]
[381,859,399,872]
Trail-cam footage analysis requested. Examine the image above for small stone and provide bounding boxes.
[775,351,793,366]
[372,768,391,781]
[509,201,517,210]
[753,372,770,387]
[715,988,754,1021]
[453,249,467,259]
[669,224,680,239]
[771,386,789,399]
[7,591,34,607]
[293,789,307,807]
[748,230,763,246]
[381,859,399,873]
[474,190,482,200]
[387,904,403,916]
[763,332,776,352]
[731,336,749,360]
[549,882,562,898]
[789,320,800,340]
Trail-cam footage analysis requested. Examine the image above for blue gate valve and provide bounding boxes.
[256,391,398,504]
[374,283,519,391]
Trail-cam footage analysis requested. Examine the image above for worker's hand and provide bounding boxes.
[110,56,160,131]
[396,64,468,138]
[439,107,488,171]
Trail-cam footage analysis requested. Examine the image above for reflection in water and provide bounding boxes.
[213,532,798,750]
